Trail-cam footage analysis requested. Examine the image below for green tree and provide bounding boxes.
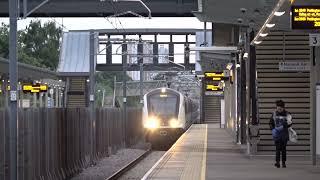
[0,23,9,58]
[0,20,62,70]
[95,71,133,107]
[19,20,62,70]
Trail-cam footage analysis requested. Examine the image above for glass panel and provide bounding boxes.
[97,55,106,64]
[112,44,122,64]
[127,43,138,64]
[143,43,153,64]
[110,35,124,40]
[149,94,177,117]
[158,44,169,64]
[174,44,184,63]
[141,35,155,42]
[172,35,186,42]
[97,44,106,64]
[157,35,170,42]
[189,44,196,63]
[188,34,196,42]
[126,35,139,41]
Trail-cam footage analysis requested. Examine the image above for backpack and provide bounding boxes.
[271,112,284,141]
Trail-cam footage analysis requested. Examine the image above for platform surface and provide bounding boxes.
[142,124,320,180]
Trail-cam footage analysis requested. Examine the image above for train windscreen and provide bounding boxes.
[148,94,178,117]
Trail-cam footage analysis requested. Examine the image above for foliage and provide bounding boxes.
[0,20,62,70]
[95,71,132,107]
[0,23,9,58]
[19,20,62,70]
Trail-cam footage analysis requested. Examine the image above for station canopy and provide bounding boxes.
[193,0,320,31]
[0,0,197,17]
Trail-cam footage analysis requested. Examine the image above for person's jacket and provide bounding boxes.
[269,110,292,142]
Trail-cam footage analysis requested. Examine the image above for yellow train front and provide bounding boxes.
[142,87,196,147]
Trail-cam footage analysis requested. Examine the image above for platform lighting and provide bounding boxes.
[161,87,166,93]
[274,11,285,16]
[259,33,268,37]
[254,41,262,45]
[266,23,275,28]
[243,52,248,58]
[250,0,286,45]
[226,63,233,70]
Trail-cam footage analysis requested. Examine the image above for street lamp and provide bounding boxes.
[97,89,105,107]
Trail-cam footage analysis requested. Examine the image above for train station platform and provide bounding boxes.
[142,124,320,180]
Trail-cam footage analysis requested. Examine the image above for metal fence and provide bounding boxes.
[0,108,142,180]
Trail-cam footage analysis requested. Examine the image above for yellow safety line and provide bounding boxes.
[201,124,208,180]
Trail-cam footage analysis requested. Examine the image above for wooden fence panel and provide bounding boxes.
[0,109,5,180]
[0,107,142,180]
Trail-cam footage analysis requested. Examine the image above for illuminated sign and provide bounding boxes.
[206,85,222,91]
[291,6,320,29]
[23,84,48,93]
[205,72,230,81]
[160,94,167,98]
[205,72,224,78]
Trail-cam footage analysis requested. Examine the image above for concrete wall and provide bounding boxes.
[316,84,320,157]
[224,70,237,141]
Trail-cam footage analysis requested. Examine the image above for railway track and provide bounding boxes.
[106,148,152,180]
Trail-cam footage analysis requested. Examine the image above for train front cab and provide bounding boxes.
[142,88,186,145]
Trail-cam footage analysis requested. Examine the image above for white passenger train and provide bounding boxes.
[142,87,198,145]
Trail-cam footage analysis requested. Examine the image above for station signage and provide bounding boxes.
[206,84,222,91]
[23,84,48,93]
[204,72,229,81]
[204,72,224,78]
[205,91,223,96]
[291,6,320,30]
[279,61,310,72]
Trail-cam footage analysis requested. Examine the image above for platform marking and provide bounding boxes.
[201,124,208,180]
[141,126,192,180]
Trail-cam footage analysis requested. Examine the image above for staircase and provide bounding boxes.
[256,32,310,154]
[204,96,222,124]
[67,77,87,108]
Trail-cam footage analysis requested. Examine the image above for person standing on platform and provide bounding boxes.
[269,100,292,168]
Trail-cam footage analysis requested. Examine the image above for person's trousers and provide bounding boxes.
[275,140,287,163]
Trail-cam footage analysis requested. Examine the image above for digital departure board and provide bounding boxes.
[291,6,320,30]
[23,84,48,93]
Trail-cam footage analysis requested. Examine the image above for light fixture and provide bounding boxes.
[259,33,268,37]
[254,41,262,45]
[243,52,248,58]
[236,64,241,68]
[274,11,285,16]
[226,63,233,70]
[250,0,286,45]
[266,23,275,28]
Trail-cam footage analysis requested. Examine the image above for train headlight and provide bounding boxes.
[145,117,159,129]
[169,119,180,128]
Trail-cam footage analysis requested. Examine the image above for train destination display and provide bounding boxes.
[291,6,320,30]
